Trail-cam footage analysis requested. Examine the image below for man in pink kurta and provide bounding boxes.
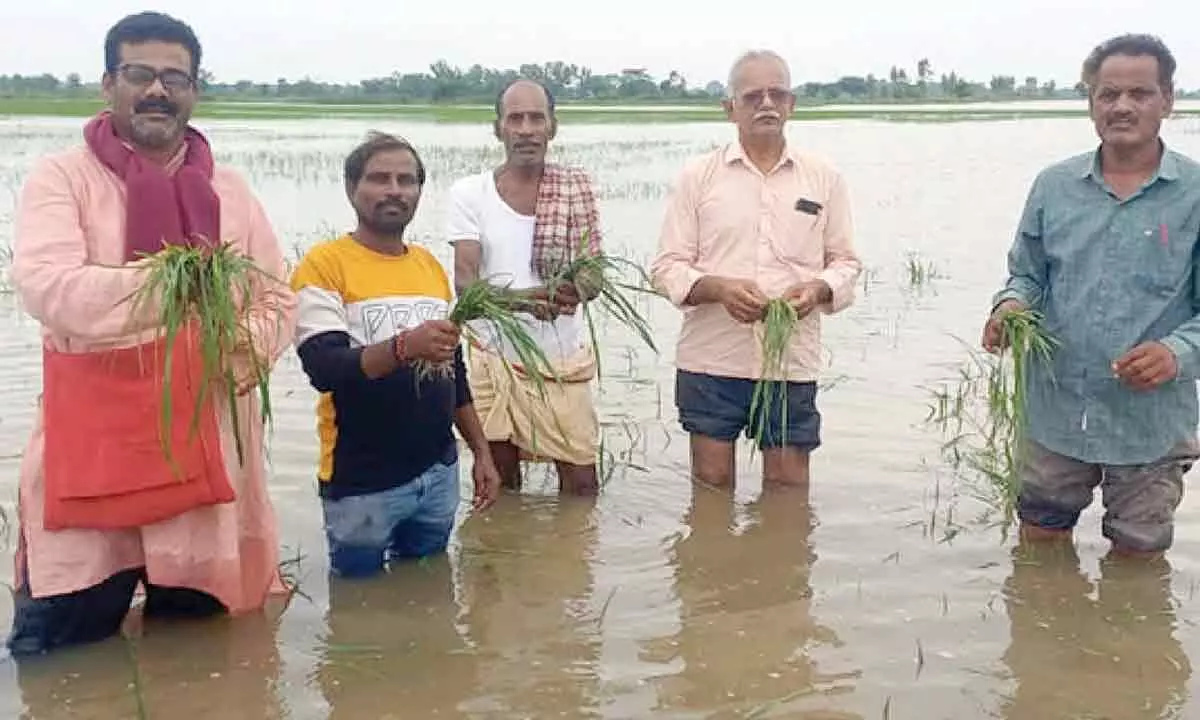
[6,11,296,656]
[650,50,862,491]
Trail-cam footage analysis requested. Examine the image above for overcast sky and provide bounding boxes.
[2,0,1199,89]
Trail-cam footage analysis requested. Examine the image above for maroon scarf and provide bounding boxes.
[83,110,220,261]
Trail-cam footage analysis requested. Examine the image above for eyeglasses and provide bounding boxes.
[739,87,794,107]
[117,63,194,92]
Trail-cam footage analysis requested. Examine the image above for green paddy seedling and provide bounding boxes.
[544,230,661,385]
[414,278,559,399]
[125,242,283,473]
[926,308,1059,533]
[748,297,800,451]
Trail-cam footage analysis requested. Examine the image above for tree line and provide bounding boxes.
[2,59,1196,103]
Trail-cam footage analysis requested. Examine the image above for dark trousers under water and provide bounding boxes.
[6,564,227,657]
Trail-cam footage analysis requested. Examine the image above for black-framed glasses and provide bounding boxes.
[117,63,194,92]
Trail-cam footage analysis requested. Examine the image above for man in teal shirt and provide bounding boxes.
[983,33,1200,558]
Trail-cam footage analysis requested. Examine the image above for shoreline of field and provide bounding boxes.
[4,96,1200,124]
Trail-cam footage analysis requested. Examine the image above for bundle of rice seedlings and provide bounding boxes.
[413,278,559,398]
[125,242,280,472]
[925,307,1059,534]
[544,231,660,383]
[747,297,800,450]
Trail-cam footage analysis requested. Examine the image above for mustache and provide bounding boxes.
[135,99,177,116]
[375,199,410,212]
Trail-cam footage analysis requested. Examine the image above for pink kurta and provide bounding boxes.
[10,145,297,613]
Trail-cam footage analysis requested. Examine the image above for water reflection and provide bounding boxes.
[1000,541,1192,719]
[453,495,603,717]
[318,555,478,718]
[315,494,603,718]
[646,484,861,718]
[11,602,285,719]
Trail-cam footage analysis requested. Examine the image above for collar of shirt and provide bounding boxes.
[1080,140,1182,190]
[722,140,798,176]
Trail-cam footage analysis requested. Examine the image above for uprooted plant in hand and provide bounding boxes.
[543,230,660,384]
[924,307,1060,535]
[412,278,561,399]
[747,297,801,452]
[124,241,284,472]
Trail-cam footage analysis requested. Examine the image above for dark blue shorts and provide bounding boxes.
[674,370,821,451]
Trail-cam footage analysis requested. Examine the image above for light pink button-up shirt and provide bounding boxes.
[650,141,862,383]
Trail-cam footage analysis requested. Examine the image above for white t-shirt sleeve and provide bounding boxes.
[446,177,483,245]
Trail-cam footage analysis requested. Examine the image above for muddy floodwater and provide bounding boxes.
[2,111,1200,719]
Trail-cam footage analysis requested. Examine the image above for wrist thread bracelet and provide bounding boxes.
[393,330,410,364]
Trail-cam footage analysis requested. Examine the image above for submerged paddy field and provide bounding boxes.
[0,109,1199,718]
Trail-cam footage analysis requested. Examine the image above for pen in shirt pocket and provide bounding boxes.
[795,198,823,216]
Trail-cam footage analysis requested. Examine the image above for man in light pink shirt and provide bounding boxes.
[7,12,295,657]
[650,50,862,490]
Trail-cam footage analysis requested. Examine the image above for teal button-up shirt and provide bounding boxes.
[995,145,1200,465]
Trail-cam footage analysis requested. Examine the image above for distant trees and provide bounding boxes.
[1,60,1194,104]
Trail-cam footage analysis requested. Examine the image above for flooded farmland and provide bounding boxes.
[1,110,1200,719]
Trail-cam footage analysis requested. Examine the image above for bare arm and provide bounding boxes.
[453,236,561,319]
[454,400,500,510]
[453,239,483,295]
[453,403,490,457]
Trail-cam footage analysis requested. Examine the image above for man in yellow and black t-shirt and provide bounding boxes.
[290,132,500,578]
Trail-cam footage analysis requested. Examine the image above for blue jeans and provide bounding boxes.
[321,462,461,578]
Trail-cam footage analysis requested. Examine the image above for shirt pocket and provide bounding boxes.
[769,188,827,267]
[1131,221,1196,297]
